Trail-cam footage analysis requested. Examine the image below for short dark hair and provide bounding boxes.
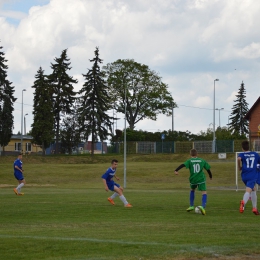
[241,140,250,151]
[18,153,23,156]
[190,149,198,156]
[111,159,118,164]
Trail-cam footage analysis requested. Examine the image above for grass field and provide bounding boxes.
[0,154,259,260]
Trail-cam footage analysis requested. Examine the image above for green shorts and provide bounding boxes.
[190,182,206,191]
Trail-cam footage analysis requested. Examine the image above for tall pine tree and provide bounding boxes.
[78,47,113,154]
[48,49,77,154]
[0,44,16,155]
[60,102,82,154]
[228,81,249,136]
[31,67,54,155]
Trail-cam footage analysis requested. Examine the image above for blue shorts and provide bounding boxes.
[107,181,120,191]
[14,172,24,181]
[242,179,257,190]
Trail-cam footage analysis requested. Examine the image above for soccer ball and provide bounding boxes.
[195,206,201,214]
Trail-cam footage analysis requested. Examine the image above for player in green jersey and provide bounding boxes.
[174,149,212,215]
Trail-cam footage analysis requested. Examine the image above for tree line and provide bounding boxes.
[0,42,249,155]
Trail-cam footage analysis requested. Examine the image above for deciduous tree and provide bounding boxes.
[104,59,175,130]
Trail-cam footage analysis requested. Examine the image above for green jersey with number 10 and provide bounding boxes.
[183,157,211,185]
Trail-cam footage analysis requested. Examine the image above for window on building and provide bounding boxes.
[26,143,32,152]
[15,143,21,151]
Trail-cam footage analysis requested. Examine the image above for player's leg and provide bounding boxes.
[114,185,132,207]
[196,184,207,215]
[17,179,25,195]
[108,192,119,205]
[106,181,116,205]
[201,191,207,208]
[240,180,254,213]
[110,192,119,200]
[251,186,259,215]
[14,173,25,195]
[199,183,207,209]
[187,185,196,212]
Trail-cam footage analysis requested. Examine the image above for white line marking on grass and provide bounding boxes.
[0,234,178,247]
[0,235,236,255]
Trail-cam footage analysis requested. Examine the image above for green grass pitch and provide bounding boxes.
[0,158,259,259]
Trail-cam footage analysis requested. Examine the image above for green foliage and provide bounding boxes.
[60,102,81,154]
[48,49,77,153]
[31,67,54,153]
[228,81,249,135]
[116,127,244,143]
[78,47,114,154]
[104,59,175,130]
[0,44,16,152]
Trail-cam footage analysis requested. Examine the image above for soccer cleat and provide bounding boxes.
[240,200,245,213]
[252,208,259,215]
[197,206,206,215]
[107,197,115,205]
[13,188,18,195]
[125,203,133,208]
[186,206,194,212]
[18,193,24,196]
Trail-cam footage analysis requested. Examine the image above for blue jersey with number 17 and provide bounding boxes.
[238,151,260,179]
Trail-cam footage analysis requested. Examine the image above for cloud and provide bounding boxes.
[0,9,26,19]
[193,96,211,107]
[0,0,260,135]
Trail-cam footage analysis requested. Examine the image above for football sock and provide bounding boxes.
[119,195,128,205]
[17,183,24,192]
[251,190,257,208]
[190,190,195,206]
[243,192,250,205]
[202,194,207,208]
[110,193,119,200]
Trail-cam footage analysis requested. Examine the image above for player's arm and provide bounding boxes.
[14,164,23,172]
[174,164,185,175]
[206,169,212,179]
[237,157,242,171]
[114,174,119,181]
[102,178,109,191]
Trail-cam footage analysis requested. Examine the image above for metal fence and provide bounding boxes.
[2,139,251,155]
[254,139,260,151]
[108,139,248,154]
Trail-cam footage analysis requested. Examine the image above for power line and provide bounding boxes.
[175,104,232,113]
[13,101,232,113]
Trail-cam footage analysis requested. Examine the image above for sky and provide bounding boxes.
[1,0,260,138]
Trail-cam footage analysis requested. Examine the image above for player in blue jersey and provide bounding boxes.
[238,140,260,215]
[101,159,132,207]
[13,153,26,195]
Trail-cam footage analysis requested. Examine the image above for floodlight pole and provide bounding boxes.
[124,84,127,188]
[172,103,174,132]
[217,108,224,127]
[24,113,28,135]
[213,79,219,153]
[21,89,26,153]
